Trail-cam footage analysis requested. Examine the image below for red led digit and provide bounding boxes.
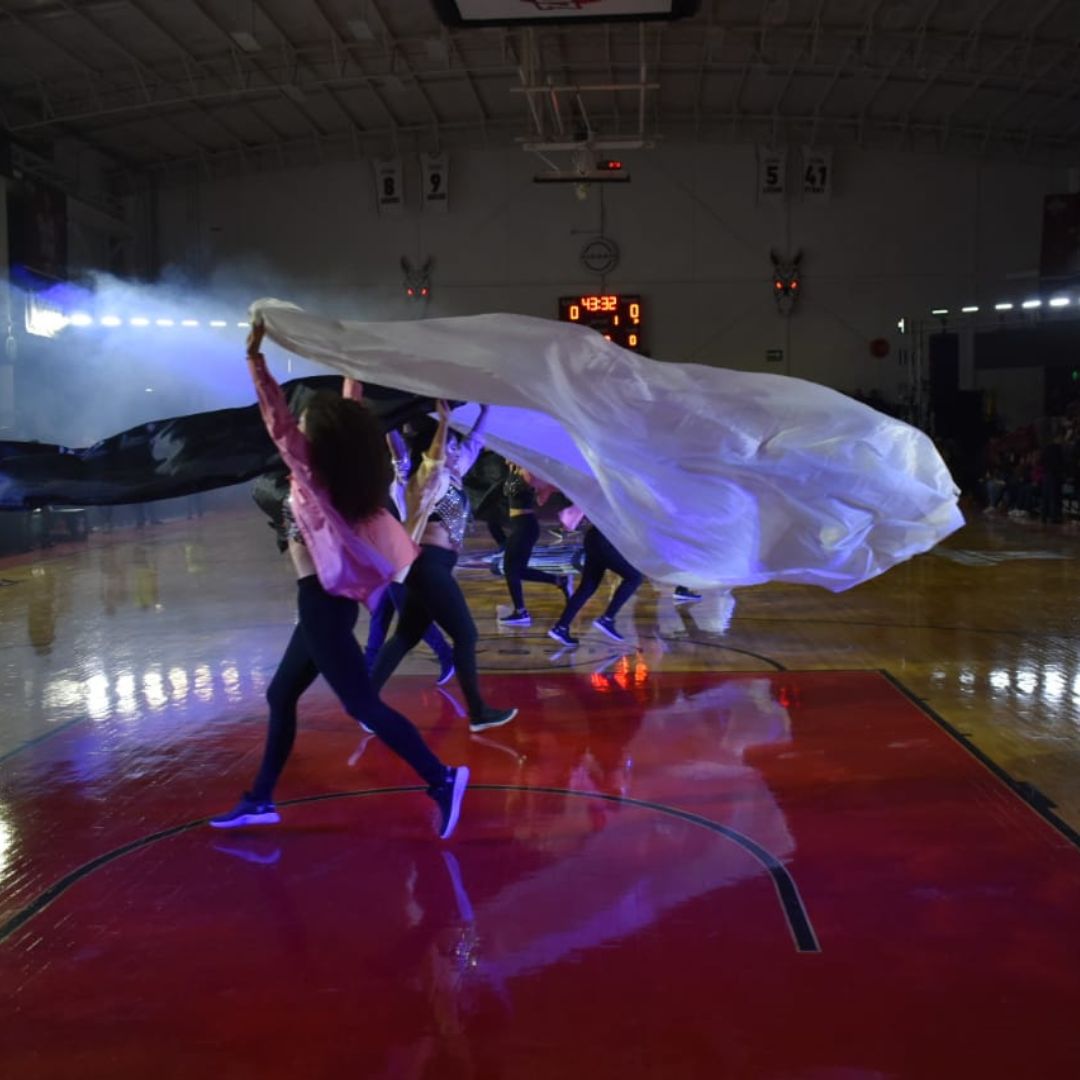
[569,304,580,320]
[629,333,638,347]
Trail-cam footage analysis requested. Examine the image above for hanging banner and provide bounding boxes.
[757,147,787,202]
[801,147,832,202]
[374,159,405,216]
[420,153,449,213]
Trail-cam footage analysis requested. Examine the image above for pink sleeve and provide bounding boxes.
[559,504,586,531]
[248,354,315,484]
[342,378,364,402]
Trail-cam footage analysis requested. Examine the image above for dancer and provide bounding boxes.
[500,462,572,626]
[362,426,456,683]
[211,326,468,839]
[370,400,517,734]
[548,521,643,646]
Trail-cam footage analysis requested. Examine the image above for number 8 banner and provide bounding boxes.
[374,159,404,216]
[421,153,449,213]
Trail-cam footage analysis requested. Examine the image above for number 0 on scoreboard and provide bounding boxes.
[558,294,645,353]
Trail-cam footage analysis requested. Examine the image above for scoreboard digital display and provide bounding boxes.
[558,294,644,352]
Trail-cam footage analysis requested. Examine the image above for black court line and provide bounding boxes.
[476,632,785,672]
[0,717,87,767]
[733,615,1070,640]
[0,784,820,954]
[880,670,1080,853]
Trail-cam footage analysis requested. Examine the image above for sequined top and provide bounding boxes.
[504,470,536,510]
[428,484,471,547]
[281,493,304,544]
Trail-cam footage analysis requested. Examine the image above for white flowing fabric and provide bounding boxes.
[250,299,962,592]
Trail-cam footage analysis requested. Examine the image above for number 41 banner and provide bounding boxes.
[421,153,449,213]
[802,148,832,202]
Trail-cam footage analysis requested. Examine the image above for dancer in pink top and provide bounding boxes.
[210,325,468,839]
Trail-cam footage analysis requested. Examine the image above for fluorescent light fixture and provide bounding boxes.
[236,321,248,328]
[1022,299,1042,309]
[100,315,122,327]
[230,30,260,53]
[181,319,199,327]
[209,320,228,328]
[156,318,174,327]
[1050,297,1070,307]
[129,317,150,326]
[961,306,979,313]
[931,308,948,316]
[145,387,154,393]
[347,18,376,41]
[994,302,1013,311]
[69,312,93,326]
[24,303,68,337]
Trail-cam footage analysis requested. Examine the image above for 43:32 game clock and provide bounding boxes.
[558,294,645,353]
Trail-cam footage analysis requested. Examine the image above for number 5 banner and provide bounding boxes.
[802,147,832,202]
[374,159,404,216]
[420,153,449,213]
[757,147,787,202]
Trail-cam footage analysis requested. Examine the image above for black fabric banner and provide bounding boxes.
[0,376,439,510]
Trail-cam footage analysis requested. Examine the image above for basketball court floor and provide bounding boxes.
[1,508,1078,1078]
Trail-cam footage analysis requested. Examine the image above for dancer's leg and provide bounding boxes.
[409,547,488,719]
[597,534,644,619]
[555,527,606,628]
[297,577,444,787]
[369,562,436,693]
[502,514,535,610]
[363,587,397,669]
[249,620,319,802]
[504,514,562,609]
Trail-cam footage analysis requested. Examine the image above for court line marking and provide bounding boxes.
[0,784,820,954]
[880,670,1080,852]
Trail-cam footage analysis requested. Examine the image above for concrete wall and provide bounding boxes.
[154,142,1065,398]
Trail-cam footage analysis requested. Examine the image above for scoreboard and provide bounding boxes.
[558,294,644,352]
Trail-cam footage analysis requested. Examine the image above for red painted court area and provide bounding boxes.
[1,670,1078,1078]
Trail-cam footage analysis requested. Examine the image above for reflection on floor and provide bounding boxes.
[1,511,1079,1077]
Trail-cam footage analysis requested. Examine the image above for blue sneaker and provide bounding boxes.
[209,793,280,829]
[499,608,531,626]
[548,624,579,647]
[429,765,470,840]
[593,615,625,642]
[436,658,456,686]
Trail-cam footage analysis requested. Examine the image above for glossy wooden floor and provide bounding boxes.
[0,507,1078,1077]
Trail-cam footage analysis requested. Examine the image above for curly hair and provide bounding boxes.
[301,392,391,522]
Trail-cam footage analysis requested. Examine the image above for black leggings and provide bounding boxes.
[557,526,643,627]
[364,580,452,670]
[504,513,561,610]
[250,576,445,801]
[370,545,488,719]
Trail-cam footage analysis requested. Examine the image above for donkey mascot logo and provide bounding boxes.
[401,256,434,301]
[770,250,802,316]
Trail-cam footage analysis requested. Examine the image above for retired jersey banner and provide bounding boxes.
[374,159,405,216]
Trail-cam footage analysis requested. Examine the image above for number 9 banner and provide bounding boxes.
[421,153,450,214]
